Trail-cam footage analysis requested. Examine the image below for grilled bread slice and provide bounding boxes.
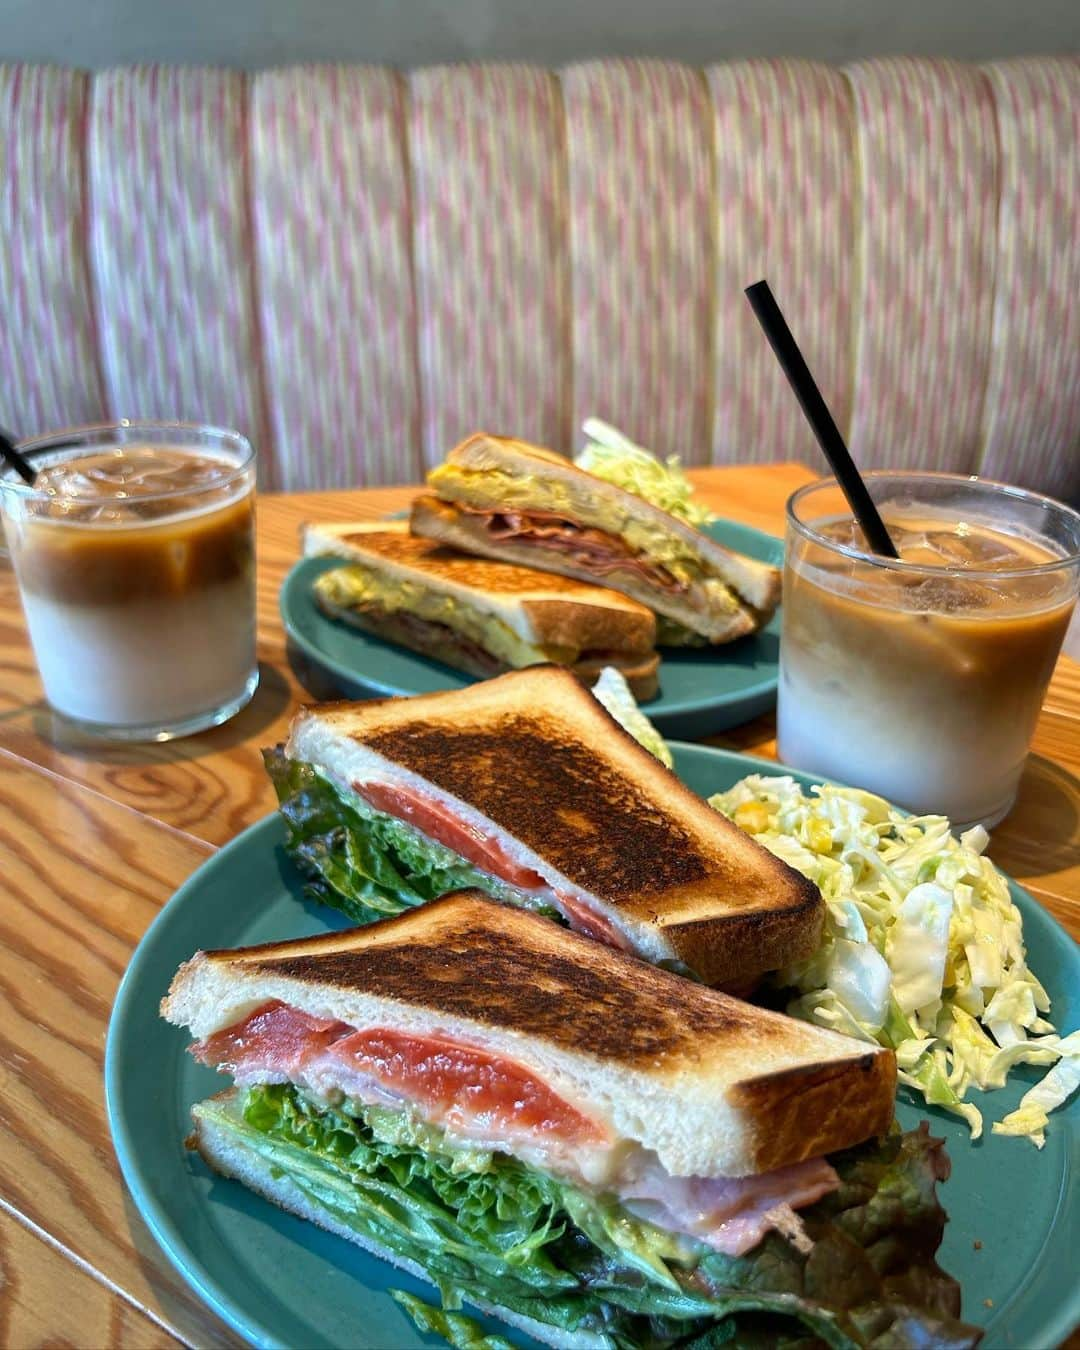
[412,434,782,642]
[283,665,822,986]
[304,519,660,699]
[164,891,895,1179]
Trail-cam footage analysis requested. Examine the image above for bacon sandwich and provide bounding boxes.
[411,434,782,645]
[263,666,822,986]
[161,893,937,1350]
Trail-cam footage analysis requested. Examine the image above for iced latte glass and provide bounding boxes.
[0,422,257,740]
[779,473,1080,830]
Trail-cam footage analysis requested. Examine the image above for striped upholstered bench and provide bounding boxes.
[0,57,1076,496]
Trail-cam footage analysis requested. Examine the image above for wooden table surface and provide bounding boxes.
[1,461,1077,1349]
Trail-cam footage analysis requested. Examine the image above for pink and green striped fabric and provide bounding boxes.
[0,66,105,434]
[409,64,567,469]
[846,58,999,475]
[0,58,1075,497]
[978,58,1080,494]
[88,67,269,465]
[562,60,714,466]
[251,66,418,489]
[708,59,855,468]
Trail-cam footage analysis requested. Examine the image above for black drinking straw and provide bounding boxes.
[0,426,36,485]
[745,279,899,559]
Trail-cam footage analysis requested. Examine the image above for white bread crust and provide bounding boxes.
[284,684,677,964]
[279,667,823,990]
[302,518,655,650]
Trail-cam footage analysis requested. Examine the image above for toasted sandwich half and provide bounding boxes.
[303,519,661,699]
[411,433,782,644]
[161,895,976,1350]
[264,665,821,986]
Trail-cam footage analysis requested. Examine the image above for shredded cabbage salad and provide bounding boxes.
[708,774,1079,1146]
[591,667,674,767]
[574,418,715,527]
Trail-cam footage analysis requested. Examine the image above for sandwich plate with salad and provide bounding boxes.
[280,422,782,738]
[105,676,1080,1350]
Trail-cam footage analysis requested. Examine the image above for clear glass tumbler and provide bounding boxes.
[0,421,258,740]
[778,472,1080,830]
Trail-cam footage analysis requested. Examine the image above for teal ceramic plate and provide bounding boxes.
[105,746,1080,1350]
[280,520,782,738]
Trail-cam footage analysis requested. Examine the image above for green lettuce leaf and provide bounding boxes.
[209,1084,981,1350]
[263,747,528,924]
[590,667,674,768]
[390,1291,516,1350]
[262,669,676,929]
[574,419,716,527]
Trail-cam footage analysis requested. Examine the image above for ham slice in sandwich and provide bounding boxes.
[411,433,782,645]
[162,893,904,1350]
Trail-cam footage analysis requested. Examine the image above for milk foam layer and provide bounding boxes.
[23,582,256,725]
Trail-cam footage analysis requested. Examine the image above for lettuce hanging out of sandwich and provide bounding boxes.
[263,664,674,927]
[574,418,716,528]
[264,745,533,925]
[204,1085,977,1350]
[163,894,980,1350]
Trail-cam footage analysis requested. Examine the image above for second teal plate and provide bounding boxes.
[280,518,782,738]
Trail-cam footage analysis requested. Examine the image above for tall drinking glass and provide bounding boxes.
[778,472,1080,830]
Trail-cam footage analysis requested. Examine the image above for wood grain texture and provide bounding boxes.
[0,755,242,1347]
[1,459,1078,1348]
[0,1207,186,1349]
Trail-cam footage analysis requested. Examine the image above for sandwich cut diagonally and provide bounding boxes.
[265,666,822,986]
[304,519,661,699]
[411,434,782,644]
[162,893,981,1350]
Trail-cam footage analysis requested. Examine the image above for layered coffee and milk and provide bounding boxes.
[779,511,1076,829]
[4,445,256,734]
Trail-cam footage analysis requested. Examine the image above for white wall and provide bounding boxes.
[1,0,1077,69]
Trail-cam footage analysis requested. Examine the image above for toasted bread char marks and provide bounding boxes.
[363,719,710,900]
[304,518,657,658]
[287,666,823,984]
[244,916,752,1060]
[164,894,897,1177]
[311,522,643,599]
